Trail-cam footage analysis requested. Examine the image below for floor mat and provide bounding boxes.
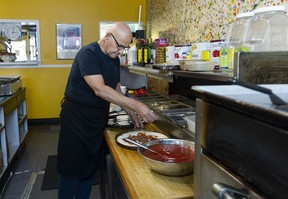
[41,155,99,190]
[41,155,59,190]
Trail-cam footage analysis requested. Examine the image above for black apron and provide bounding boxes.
[57,99,109,178]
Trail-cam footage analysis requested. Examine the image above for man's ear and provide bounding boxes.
[104,32,111,40]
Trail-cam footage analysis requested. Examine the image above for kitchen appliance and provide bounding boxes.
[234,51,288,84]
[192,84,288,199]
[0,76,22,96]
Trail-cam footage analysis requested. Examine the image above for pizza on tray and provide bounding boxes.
[116,130,168,149]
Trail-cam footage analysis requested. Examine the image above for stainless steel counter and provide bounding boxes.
[173,70,233,82]
[128,65,173,82]
[128,92,195,141]
[124,64,234,83]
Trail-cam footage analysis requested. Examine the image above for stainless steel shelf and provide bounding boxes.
[127,66,173,82]
[125,64,233,83]
[173,70,233,82]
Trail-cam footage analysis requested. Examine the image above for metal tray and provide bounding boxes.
[0,79,22,96]
[0,76,20,84]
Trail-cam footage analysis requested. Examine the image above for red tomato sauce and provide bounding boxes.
[142,144,194,163]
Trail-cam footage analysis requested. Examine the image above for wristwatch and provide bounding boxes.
[5,24,21,40]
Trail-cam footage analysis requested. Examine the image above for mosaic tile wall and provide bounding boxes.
[146,0,288,45]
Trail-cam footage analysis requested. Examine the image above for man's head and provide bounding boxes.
[99,22,132,58]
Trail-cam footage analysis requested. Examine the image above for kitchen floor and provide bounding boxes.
[0,124,106,199]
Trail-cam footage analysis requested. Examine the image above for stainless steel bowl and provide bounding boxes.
[137,138,195,176]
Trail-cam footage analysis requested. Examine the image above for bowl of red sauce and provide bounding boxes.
[137,138,195,176]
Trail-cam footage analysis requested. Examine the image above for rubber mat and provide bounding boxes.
[41,155,60,190]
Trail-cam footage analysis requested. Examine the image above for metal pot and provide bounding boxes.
[0,53,17,62]
[137,138,195,176]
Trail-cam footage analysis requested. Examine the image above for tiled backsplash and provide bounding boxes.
[147,0,288,45]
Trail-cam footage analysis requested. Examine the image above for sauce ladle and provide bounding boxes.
[123,138,174,161]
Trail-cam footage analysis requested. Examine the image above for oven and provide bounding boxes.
[192,84,288,199]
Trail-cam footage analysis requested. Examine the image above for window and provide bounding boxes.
[0,20,40,65]
[99,21,143,39]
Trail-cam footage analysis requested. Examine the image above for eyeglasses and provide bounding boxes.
[109,32,130,50]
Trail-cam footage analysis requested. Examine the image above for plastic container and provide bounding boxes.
[183,115,196,134]
[174,45,191,60]
[191,42,210,61]
[229,12,255,48]
[179,60,215,71]
[155,38,169,47]
[155,47,166,64]
[243,6,288,52]
[210,39,225,68]
[219,11,254,69]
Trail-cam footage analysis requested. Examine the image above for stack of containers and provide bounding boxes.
[127,38,137,65]
[174,45,192,61]
[219,11,254,69]
[210,39,225,68]
[243,6,288,52]
[191,42,210,61]
[154,38,169,64]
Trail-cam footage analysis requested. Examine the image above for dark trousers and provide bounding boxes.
[58,175,94,199]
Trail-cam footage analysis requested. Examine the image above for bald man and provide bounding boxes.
[57,22,157,199]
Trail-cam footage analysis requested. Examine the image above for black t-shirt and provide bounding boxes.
[64,42,120,108]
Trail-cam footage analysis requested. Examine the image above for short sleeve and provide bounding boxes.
[77,48,103,77]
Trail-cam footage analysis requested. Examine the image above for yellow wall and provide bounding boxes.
[0,0,146,119]
[0,67,70,119]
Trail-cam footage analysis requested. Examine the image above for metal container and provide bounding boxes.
[0,76,22,96]
[137,138,195,176]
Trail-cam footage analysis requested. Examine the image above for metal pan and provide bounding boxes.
[0,76,20,84]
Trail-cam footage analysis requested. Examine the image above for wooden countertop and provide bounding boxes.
[104,123,194,199]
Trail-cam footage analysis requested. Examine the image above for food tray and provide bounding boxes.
[0,79,22,96]
[179,60,215,71]
[107,114,133,128]
[0,76,20,84]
